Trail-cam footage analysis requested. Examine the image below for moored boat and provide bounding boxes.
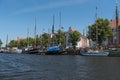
[22,47,40,54]
[45,46,66,55]
[81,50,109,56]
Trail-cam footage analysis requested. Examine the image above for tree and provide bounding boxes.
[0,39,3,49]
[87,18,113,46]
[42,33,50,48]
[36,35,42,46]
[55,29,66,47]
[19,39,27,48]
[9,40,18,47]
[68,30,81,49]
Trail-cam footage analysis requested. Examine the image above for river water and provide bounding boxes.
[0,53,120,80]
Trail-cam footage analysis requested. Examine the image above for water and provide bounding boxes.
[0,53,120,80]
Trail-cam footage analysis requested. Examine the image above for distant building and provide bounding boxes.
[108,19,120,48]
[17,37,23,42]
[66,27,90,49]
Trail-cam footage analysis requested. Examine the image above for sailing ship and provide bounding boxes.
[46,14,66,55]
[22,18,40,54]
[81,7,109,56]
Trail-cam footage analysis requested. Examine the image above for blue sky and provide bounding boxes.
[0,0,119,46]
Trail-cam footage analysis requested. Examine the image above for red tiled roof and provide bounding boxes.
[69,27,82,35]
[109,19,120,28]
[17,37,23,41]
[70,27,76,32]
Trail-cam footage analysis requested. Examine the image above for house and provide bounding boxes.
[108,19,120,48]
[66,27,90,49]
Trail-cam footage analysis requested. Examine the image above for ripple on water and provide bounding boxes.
[0,54,120,80]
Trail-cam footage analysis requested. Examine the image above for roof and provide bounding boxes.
[17,37,23,41]
[68,26,82,35]
[69,27,76,32]
[109,19,120,29]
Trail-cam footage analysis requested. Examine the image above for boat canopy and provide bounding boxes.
[47,46,60,51]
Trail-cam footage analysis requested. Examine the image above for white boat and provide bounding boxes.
[11,47,22,54]
[81,50,109,56]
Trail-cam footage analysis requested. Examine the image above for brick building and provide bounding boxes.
[108,19,120,48]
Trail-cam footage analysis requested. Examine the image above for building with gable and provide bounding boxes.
[108,19,120,48]
[66,27,90,49]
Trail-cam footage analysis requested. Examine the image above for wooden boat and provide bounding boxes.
[22,47,40,54]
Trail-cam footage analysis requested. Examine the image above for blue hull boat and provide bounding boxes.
[46,46,65,55]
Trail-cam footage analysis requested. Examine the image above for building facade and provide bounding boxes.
[108,19,120,48]
[66,27,89,49]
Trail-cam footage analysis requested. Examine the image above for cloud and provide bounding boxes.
[12,0,88,15]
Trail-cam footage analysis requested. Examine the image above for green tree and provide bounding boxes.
[88,18,113,46]
[19,39,27,48]
[9,40,18,47]
[36,35,42,46]
[42,33,50,48]
[68,30,81,49]
[28,37,34,46]
[56,29,66,47]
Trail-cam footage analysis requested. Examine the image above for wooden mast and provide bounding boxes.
[6,34,8,50]
[27,27,29,47]
[52,15,55,46]
[59,12,61,29]
[116,0,119,50]
[34,17,37,48]
[89,26,91,47]
[52,15,54,34]
[96,6,98,48]
[17,37,19,49]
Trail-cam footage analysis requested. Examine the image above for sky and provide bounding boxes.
[0,0,119,47]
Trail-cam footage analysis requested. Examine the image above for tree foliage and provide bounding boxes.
[9,40,18,47]
[68,30,81,49]
[87,18,113,46]
[42,33,51,48]
[55,29,66,46]
[36,35,42,46]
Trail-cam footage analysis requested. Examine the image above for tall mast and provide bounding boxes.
[27,27,29,47]
[89,26,91,47]
[96,6,98,47]
[59,12,61,29]
[6,34,8,49]
[17,37,19,48]
[52,15,55,46]
[83,29,85,36]
[52,15,55,34]
[116,0,119,49]
[34,17,36,48]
